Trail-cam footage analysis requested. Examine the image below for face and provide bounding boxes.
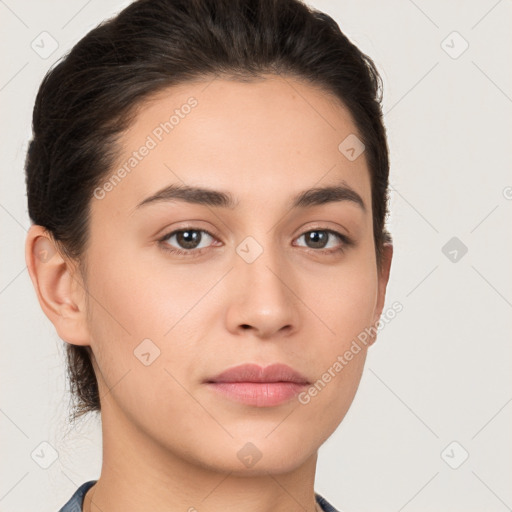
[73,75,391,474]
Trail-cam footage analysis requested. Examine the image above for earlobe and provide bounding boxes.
[25,225,90,347]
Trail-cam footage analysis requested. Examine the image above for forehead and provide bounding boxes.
[92,75,371,216]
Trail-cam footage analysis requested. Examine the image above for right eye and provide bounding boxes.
[158,228,219,256]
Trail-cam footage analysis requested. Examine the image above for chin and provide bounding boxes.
[185,431,319,476]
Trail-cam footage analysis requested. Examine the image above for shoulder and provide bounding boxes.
[58,480,97,512]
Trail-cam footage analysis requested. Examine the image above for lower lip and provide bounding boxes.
[206,382,307,407]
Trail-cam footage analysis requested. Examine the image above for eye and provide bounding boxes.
[293,229,353,254]
[158,226,353,258]
[158,228,218,256]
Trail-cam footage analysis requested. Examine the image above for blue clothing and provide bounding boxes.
[58,480,96,512]
[59,480,341,511]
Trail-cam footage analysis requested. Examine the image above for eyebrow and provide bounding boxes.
[133,182,366,213]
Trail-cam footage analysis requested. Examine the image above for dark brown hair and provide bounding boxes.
[25,0,392,419]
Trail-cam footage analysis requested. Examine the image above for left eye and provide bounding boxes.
[294,229,349,252]
[158,228,351,256]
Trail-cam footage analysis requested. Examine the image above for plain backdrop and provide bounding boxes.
[1,1,511,511]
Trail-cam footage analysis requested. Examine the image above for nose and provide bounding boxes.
[224,237,302,340]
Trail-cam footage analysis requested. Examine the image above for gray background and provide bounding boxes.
[1,0,511,511]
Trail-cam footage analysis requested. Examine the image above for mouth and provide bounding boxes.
[204,363,310,407]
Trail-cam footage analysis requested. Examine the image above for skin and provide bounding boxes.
[26,74,392,512]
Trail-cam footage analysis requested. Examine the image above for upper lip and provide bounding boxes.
[206,363,310,385]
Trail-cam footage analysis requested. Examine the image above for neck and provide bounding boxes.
[83,401,320,512]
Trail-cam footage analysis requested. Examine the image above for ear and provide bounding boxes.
[369,242,393,346]
[25,224,90,346]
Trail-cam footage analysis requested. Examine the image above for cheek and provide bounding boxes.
[302,255,377,410]
[304,350,367,448]
[85,236,196,340]
[82,237,166,386]
[316,255,379,345]
[83,237,218,390]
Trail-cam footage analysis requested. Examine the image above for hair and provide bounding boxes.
[25,0,392,420]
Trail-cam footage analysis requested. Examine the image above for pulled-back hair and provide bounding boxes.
[25,0,392,419]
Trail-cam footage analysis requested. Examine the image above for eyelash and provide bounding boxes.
[157,226,354,258]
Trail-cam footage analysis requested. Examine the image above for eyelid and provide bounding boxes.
[155,220,220,239]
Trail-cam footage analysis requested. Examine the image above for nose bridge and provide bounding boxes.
[227,229,300,336]
[235,231,286,290]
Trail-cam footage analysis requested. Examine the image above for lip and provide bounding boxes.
[205,363,310,407]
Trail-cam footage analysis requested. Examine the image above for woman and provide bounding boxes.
[24,0,393,510]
